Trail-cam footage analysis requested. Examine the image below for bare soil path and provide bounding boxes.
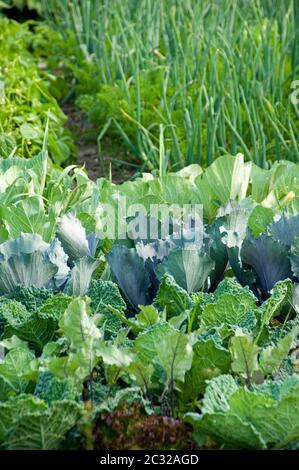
[63,103,137,183]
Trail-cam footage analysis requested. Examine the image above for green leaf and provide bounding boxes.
[20,123,41,140]
[156,329,193,384]
[0,394,47,441]
[0,299,31,330]
[185,375,265,448]
[5,285,53,312]
[195,154,251,222]
[157,250,214,293]
[59,297,101,350]
[154,274,193,318]
[186,408,264,449]
[227,377,299,448]
[0,347,36,400]
[95,386,152,415]
[182,339,231,400]
[230,331,260,384]
[251,160,299,209]
[125,360,154,393]
[87,279,126,315]
[46,298,102,384]
[259,326,299,376]
[0,134,16,159]
[135,323,193,386]
[96,343,133,367]
[4,400,81,450]
[87,279,126,339]
[0,335,28,351]
[248,205,275,237]
[4,315,56,353]
[214,278,256,302]
[259,279,293,326]
[0,151,47,195]
[135,305,160,328]
[0,197,56,242]
[34,372,79,404]
[134,323,174,363]
[38,293,73,322]
[0,292,56,353]
[201,374,239,414]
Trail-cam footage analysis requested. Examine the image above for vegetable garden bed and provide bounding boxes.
[0,0,298,453]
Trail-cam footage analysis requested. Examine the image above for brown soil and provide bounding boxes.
[63,103,137,183]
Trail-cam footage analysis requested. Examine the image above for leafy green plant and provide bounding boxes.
[0,149,298,449]
[106,219,226,309]
[0,255,298,449]
[94,154,299,225]
[0,18,73,164]
[185,374,299,449]
[2,0,299,450]
[0,395,82,450]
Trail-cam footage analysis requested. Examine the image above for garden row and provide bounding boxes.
[0,17,73,164]
[42,0,299,170]
[0,150,299,449]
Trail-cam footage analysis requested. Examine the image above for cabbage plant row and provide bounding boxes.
[0,151,299,449]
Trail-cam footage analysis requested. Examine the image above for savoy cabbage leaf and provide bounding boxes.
[186,374,299,449]
[3,399,81,450]
[87,279,126,339]
[154,273,193,318]
[0,347,37,400]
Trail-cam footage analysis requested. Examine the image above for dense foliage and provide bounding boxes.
[42,0,299,170]
[0,18,73,163]
[0,151,298,449]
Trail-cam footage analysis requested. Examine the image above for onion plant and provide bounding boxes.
[42,0,299,171]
